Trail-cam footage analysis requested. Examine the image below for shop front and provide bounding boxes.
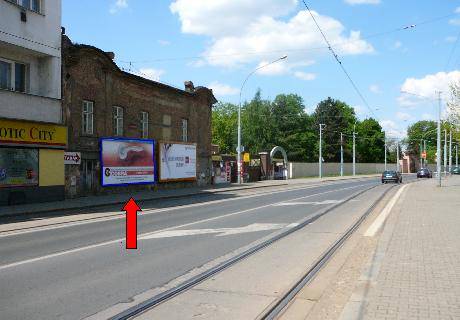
[0,118,67,205]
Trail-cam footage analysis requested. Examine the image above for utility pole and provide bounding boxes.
[449,129,452,173]
[319,124,325,178]
[444,129,447,176]
[424,140,427,167]
[396,140,400,172]
[353,124,356,176]
[340,132,344,177]
[420,139,423,169]
[384,131,387,171]
[456,144,458,167]
[436,91,442,187]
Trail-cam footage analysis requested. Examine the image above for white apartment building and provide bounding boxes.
[0,0,67,206]
[0,0,62,123]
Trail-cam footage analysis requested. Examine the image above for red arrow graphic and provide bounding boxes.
[123,198,142,249]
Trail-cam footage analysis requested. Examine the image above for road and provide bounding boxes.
[0,176,416,320]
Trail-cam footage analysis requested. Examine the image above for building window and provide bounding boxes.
[113,106,124,136]
[82,100,94,135]
[0,61,11,90]
[14,63,26,93]
[9,0,41,13]
[162,114,171,141]
[140,111,149,139]
[0,58,27,92]
[181,118,188,142]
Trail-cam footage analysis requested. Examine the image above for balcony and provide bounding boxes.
[0,89,62,124]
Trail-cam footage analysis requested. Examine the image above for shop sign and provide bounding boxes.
[101,138,155,186]
[243,153,250,163]
[64,152,81,165]
[159,142,197,182]
[0,119,67,148]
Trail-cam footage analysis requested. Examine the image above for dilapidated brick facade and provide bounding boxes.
[61,35,216,197]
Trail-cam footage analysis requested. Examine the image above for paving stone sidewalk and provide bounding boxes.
[355,177,460,320]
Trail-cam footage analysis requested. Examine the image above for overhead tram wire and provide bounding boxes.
[301,0,377,121]
[115,12,456,65]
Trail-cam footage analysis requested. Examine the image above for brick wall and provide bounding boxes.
[62,36,216,197]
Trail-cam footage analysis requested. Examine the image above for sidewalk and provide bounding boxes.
[340,176,460,320]
[0,174,378,217]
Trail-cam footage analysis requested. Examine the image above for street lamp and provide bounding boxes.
[237,55,287,184]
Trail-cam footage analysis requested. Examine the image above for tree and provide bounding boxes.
[241,90,277,155]
[356,118,385,163]
[313,97,357,162]
[211,102,238,154]
[405,120,437,163]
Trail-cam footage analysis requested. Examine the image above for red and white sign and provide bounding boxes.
[101,138,155,186]
[64,152,81,165]
[422,151,427,159]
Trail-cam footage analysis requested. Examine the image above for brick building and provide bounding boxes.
[61,35,216,198]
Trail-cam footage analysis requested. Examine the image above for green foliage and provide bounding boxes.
[405,120,437,162]
[211,93,387,163]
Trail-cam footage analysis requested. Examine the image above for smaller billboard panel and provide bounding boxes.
[159,143,197,181]
[101,138,155,186]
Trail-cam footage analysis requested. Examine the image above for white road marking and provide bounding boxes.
[0,180,366,238]
[364,184,408,237]
[273,199,344,206]
[139,223,297,240]
[0,183,369,271]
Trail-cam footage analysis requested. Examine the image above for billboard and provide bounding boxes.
[0,148,39,187]
[159,143,197,181]
[100,138,155,186]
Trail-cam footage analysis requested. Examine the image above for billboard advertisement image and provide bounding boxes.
[101,138,155,186]
[159,143,196,181]
[0,148,39,187]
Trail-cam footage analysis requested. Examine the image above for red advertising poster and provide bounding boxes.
[101,138,155,186]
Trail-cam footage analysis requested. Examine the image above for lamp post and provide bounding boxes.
[319,124,326,178]
[237,55,287,184]
[436,91,442,187]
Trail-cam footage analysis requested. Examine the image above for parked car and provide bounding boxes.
[381,170,402,184]
[417,168,432,178]
[452,167,460,175]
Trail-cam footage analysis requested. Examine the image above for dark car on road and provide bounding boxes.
[381,170,402,184]
[452,167,460,175]
[417,168,432,178]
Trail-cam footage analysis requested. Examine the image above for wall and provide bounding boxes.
[288,162,398,178]
[0,89,61,123]
[39,149,64,186]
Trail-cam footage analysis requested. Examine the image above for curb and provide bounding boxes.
[1,175,379,217]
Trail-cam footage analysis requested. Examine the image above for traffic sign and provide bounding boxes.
[243,152,250,162]
[422,151,427,159]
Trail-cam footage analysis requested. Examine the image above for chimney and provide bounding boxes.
[184,81,195,93]
[105,52,115,60]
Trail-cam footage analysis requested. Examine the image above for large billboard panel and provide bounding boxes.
[0,148,39,187]
[159,143,197,181]
[101,138,155,186]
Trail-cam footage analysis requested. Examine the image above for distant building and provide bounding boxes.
[0,0,66,205]
[61,36,217,198]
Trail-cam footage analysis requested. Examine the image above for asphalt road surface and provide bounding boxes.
[0,176,416,320]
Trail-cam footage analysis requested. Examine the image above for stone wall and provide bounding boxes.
[288,162,398,178]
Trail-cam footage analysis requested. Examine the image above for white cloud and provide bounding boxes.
[170,2,374,70]
[393,41,402,49]
[455,7,460,14]
[380,120,406,139]
[344,0,380,5]
[137,68,165,81]
[396,111,413,122]
[157,40,171,46]
[293,71,316,81]
[449,19,460,26]
[207,81,239,96]
[255,59,315,77]
[399,70,460,107]
[445,36,458,43]
[422,113,434,120]
[110,0,128,14]
[369,84,382,94]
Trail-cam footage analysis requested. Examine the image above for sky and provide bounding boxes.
[62,0,460,139]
